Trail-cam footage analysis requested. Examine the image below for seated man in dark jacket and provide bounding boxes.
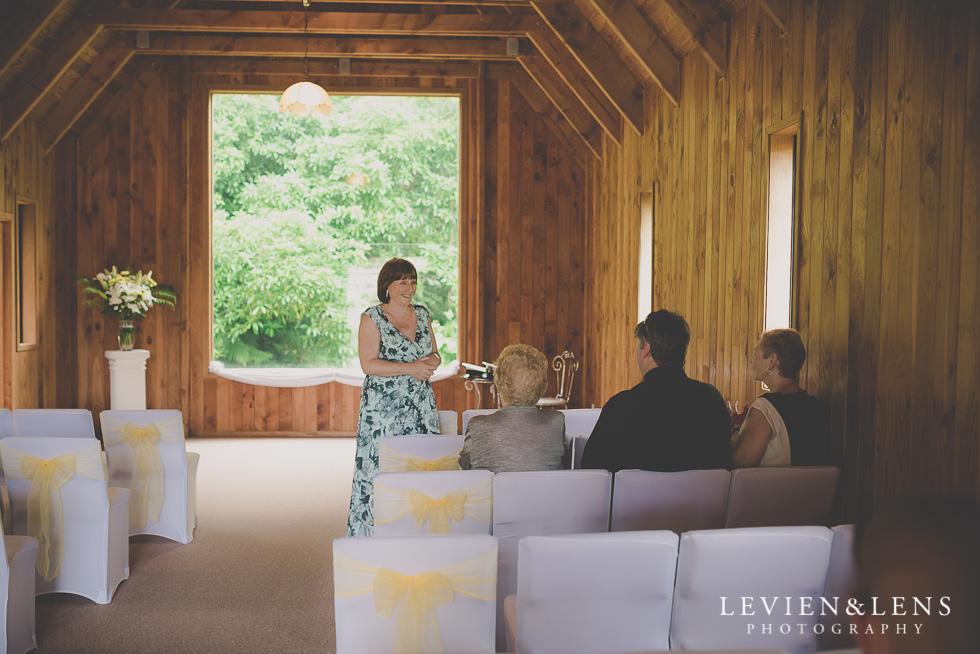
[581,309,732,472]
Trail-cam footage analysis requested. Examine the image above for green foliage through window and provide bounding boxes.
[211,93,459,367]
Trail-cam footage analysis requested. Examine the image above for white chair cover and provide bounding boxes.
[725,466,840,528]
[514,531,678,654]
[818,524,857,651]
[0,524,39,654]
[559,409,600,469]
[0,410,12,533]
[378,435,465,474]
[374,470,493,536]
[0,437,130,604]
[0,411,12,439]
[670,526,834,654]
[333,534,498,654]
[461,409,496,434]
[437,410,458,435]
[11,409,97,439]
[100,410,198,543]
[492,470,612,650]
[611,469,731,532]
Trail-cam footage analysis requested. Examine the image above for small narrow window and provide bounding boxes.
[637,186,654,321]
[16,199,37,350]
[764,120,800,332]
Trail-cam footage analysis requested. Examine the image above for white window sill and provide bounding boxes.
[208,360,460,388]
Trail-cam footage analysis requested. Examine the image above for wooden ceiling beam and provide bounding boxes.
[758,0,789,34]
[657,0,727,75]
[42,48,135,154]
[511,75,593,166]
[106,33,515,59]
[526,32,622,145]
[0,0,72,79]
[517,54,603,158]
[186,58,482,78]
[83,8,549,36]
[200,0,531,4]
[529,1,645,134]
[583,0,681,99]
[1,26,102,142]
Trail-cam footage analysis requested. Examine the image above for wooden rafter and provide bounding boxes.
[0,0,72,79]
[758,0,789,34]
[510,75,593,166]
[84,9,549,36]
[657,0,727,75]
[518,54,603,158]
[105,33,515,59]
[42,48,135,154]
[526,32,622,144]
[1,26,101,142]
[583,0,681,104]
[186,58,481,78]
[201,0,531,4]
[529,1,645,134]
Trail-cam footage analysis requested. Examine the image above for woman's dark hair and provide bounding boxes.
[634,310,690,367]
[376,258,417,303]
[758,328,807,381]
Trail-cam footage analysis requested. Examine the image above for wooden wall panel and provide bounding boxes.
[584,0,980,519]
[68,62,587,437]
[0,117,64,410]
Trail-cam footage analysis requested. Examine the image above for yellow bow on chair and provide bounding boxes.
[0,442,104,581]
[102,415,183,529]
[379,445,461,473]
[335,548,497,654]
[408,490,466,534]
[373,568,456,653]
[374,478,492,534]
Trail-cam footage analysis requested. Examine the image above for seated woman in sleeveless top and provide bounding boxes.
[459,344,566,472]
[731,329,830,467]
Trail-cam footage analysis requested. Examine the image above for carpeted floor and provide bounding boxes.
[34,438,356,654]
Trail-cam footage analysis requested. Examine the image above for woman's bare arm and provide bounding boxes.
[731,407,774,467]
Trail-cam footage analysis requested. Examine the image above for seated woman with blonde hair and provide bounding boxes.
[731,328,830,467]
[458,344,566,472]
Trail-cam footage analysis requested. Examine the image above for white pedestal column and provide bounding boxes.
[105,349,150,410]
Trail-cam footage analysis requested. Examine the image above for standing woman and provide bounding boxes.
[347,258,441,536]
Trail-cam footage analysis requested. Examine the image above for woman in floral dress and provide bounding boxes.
[347,258,441,536]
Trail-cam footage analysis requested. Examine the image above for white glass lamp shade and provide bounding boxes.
[279,81,333,116]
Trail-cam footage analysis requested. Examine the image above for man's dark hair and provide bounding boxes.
[634,310,690,367]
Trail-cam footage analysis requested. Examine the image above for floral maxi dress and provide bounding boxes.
[346,304,440,536]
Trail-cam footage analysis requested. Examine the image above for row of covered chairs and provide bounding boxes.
[332,525,857,654]
[368,467,840,650]
[373,464,841,533]
[0,408,199,653]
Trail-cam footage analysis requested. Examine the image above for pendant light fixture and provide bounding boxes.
[279,0,333,117]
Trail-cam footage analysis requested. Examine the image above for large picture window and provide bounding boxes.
[211,93,459,369]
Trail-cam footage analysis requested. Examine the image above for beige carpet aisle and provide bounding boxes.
[34,438,356,654]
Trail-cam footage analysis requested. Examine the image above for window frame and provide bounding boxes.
[202,85,470,376]
[763,113,804,334]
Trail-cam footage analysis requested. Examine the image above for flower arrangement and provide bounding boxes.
[78,266,176,320]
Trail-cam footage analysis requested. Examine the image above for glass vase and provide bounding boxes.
[118,319,136,351]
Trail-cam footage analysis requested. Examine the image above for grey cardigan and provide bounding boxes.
[458,406,566,473]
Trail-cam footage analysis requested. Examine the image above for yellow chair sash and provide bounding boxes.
[379,444,461,473]
[0,442,104,581]
[374,478,492,534]
[102,415,183,528]
[335,548,496,654]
